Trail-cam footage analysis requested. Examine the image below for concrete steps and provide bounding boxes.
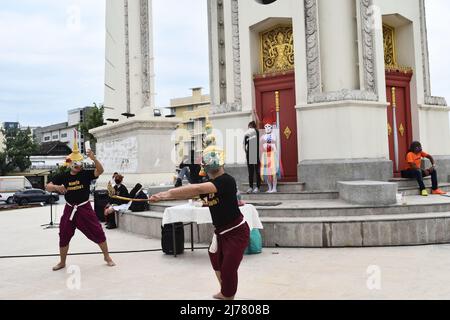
[118,185,450,248]
[241,191,338,201]
[240,183,450,201]
[117,207,450,248]
[260,211,450,247]
[241,182,305,193]
[390,176,433,188]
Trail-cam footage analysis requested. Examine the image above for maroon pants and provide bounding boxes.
[59,202,107,247]
[209,215,250,298]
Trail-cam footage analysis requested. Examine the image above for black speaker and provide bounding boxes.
[94,190,110,222]
[161,223,185,255]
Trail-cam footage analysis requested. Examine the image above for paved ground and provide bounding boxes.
[2,203,450,300]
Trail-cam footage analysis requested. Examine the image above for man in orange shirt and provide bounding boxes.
[401,141,446,196]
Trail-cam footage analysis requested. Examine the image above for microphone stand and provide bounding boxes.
[41,170,60,229]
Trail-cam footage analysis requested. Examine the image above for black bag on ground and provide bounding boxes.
[128,184,150,212]
[129,191,149,212]
[161,223,185,255]
[94,189,110,222]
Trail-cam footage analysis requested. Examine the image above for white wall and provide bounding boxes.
[104,0,155,121]
[104,0,127,121]
[68,110,81,127]
[30,156,66,168]
[318,0,360,92]
[210,111,253,165]
[298,101,389,161]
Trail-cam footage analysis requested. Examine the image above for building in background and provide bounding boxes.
[34,106,93,154]
[174,105,210,165]
[168,88,211,165]
[167,87,210,118]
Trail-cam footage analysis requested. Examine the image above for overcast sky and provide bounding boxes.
[0,0,449,127]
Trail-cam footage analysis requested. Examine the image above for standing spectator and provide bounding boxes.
[243,121,261,193]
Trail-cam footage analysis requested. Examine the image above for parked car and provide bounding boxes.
[12,189,59,206]
[0,176,33,204]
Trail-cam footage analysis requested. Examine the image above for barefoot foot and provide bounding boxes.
[105,257,116,267]
[52,263,66,271]
[213,292,226,300]
[213,292,234,300]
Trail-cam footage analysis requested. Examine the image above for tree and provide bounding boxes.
[1,127,38,175]
[0,152,13,176]
[79,103,104,152]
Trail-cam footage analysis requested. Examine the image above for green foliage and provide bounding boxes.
[79,103,104,151]
[1,127,38,174]
[0,152,13,176]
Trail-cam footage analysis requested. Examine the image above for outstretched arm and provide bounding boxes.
[87,150,104,177]
[150,182,217,202]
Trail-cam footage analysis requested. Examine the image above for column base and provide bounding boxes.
[298,159,393,191]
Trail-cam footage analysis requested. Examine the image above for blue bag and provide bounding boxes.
[245,229,262,255]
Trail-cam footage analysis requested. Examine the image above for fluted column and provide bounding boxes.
[318,0,359,92]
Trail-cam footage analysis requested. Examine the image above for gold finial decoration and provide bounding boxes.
[275,91,280,112]
[391,87,396,108]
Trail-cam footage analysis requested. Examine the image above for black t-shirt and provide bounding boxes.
[52,170,97,205]
[206,173,242,228]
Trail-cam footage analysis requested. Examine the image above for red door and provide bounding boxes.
[254,71,298,182]
[385,70,413,177]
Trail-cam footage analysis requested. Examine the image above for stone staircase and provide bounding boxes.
[117,178,450,248]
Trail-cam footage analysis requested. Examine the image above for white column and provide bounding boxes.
[318,0,360,92]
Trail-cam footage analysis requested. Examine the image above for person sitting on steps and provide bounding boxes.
[401,141,446,196]
[175,154,202,188]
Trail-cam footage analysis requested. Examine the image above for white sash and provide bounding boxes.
[66,200,90,221]
[209,220,246,254]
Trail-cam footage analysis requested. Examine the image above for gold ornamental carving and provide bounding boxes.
[383,24,397,68]
[388,123,392,136]
[284,126,292,140]
[260,25,294,74]
[383,24,413,73]
[399,123,405,137]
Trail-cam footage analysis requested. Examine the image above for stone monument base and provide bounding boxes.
[90,114,180,189]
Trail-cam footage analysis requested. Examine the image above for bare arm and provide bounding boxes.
[46,182,67,194]
[426,155,435,166]
[150,182,218,202]
[87,150,104,177]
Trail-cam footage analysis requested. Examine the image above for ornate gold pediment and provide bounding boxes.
[383,24,397,68]
[383,24,413,73]
[260,25,295,74]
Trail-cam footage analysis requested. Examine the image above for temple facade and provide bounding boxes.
[207,0,450,190]
[94,0,450,190]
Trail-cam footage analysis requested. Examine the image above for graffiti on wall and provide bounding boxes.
[97,137,138,173]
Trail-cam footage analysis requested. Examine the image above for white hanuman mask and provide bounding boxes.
[264,124,273,134]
